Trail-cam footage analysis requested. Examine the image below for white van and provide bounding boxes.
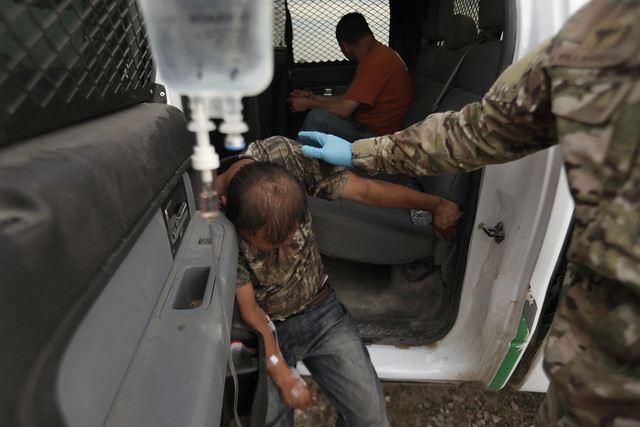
[0,0,589,425]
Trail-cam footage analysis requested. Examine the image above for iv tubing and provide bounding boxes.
[188,96,221,223]
[189,97,241,424]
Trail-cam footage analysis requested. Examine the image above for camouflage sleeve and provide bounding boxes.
[351,42,559,176]
[235,255,251,288]
[241,136,349,200]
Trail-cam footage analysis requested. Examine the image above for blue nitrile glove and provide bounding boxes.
[298,131,353,168]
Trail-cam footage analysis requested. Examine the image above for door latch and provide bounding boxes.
[482,221,505,243]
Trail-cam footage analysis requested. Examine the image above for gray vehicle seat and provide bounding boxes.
[415,0,507,282]
[437,0,506,111]
[309,4,508,272]
[401,13,479,128]
[411,0,454,90]
[309,14,480,268]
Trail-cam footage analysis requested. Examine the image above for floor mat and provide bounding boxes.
[322,255,452,345]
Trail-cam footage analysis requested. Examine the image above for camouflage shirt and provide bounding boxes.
[235,136,348,319]
[351,0,640,297]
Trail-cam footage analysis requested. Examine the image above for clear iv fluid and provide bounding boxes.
[138,0,273,97]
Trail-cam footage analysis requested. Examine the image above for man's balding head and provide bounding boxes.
[225,162,307,247]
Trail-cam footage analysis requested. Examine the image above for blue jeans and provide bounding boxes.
[299,109,375,143]
[266,289,389,427]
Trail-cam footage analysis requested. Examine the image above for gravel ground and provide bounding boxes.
[294,378,546,426]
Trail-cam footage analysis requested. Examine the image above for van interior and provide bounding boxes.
[0,0,516,425]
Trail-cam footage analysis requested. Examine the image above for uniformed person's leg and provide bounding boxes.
[537,265,640,426]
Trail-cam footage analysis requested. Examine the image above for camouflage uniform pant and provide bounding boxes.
[536,264,640,426]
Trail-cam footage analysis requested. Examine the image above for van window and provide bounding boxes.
[288,0,390,64]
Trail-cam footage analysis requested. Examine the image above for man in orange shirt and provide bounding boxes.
[288,13,413,142]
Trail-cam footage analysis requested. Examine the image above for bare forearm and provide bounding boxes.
[238,303,294,385]
[307,95,352,117]
[288,92,355,117]
[343,172,442,210]
[239,300,314,409]
[369,179,444,211]
[238,304,280,361]
[311,93,345,102]
[341,172,462,241]
[235,284,313,408]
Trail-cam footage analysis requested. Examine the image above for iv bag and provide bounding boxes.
[138,0,273,98]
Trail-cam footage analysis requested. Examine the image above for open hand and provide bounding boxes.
[299,131,353,167]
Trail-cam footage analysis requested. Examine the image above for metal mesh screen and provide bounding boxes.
[288,0,389,64]
[454,0,480,28]
[273,0,287,48]
[0,0,154,147]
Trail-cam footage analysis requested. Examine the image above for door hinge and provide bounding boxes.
[482,221,505,244]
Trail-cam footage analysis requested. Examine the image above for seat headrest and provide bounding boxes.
[424,0,454,43]
[444,14,478,49]
[479,0,505,31]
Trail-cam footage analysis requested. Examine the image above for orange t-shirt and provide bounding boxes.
[345,41,413,135]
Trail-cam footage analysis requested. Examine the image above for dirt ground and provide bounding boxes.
[294,378,546,426]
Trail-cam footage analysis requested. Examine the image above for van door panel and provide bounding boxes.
[0,103,240,426]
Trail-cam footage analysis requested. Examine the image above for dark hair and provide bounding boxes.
[336,12,373,44]
[226,162,307,246]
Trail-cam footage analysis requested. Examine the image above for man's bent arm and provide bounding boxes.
[340,171,462,241]
[235,283,313,409]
